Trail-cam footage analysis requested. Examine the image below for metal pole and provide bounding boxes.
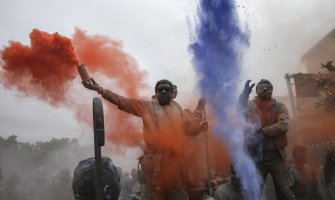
[285,73,298,118]
[93,97,105,200]
[203,107,212,196]
[285,73,301,144]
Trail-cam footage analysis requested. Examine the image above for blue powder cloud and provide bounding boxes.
[190,0,261,199]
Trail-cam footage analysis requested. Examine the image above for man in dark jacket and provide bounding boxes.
[238,79,295,200]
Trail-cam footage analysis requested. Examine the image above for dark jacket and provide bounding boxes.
[239,92,289,160]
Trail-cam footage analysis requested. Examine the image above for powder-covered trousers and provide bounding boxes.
[258,153,295,200]
[140,152,188,200]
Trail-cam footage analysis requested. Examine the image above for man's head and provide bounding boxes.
[155,79,174,105]
[73,157,120,200]
[292,145,307,166]
[256,79,273,100]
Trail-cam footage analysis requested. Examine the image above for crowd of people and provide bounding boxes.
[81,73,335,200]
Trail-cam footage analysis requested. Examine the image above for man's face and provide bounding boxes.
[256,83,273,99]
[156,83,172,105]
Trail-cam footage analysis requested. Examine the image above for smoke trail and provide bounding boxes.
[0,29,79,105]
[190,0,261,199]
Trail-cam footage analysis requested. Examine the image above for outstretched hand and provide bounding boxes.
[82,78,101,91]
[243,80,255,95]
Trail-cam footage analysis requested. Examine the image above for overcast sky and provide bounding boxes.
[0,0,334,145]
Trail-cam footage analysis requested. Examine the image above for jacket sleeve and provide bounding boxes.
[262,102,290,137]
[192,103,203,125]
[100,89,148,117]
[183,104,203,137]
[237,91,250,112]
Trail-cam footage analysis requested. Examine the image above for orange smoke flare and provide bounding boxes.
[0,28,149,147]
[72,28,148,97]
[0,29,78,105]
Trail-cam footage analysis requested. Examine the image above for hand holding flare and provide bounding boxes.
[78,64,101,92]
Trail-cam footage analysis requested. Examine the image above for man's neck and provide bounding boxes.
[255,96,273,106]
[258,96,272,101]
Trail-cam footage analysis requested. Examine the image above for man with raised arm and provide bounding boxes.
[81,68,208,200]
[238,79,295,200]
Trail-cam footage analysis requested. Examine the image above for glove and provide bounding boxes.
[243,80,255,95]
[82,78,101,92]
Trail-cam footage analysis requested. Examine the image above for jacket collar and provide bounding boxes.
[252,96,276,111]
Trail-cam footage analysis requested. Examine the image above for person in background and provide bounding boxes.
[72,157,120,200]
[214,165,244,200]
[317,149,335,199]
[289,145,320,200]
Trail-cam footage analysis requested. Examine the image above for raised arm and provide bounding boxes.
[238,80,255,112]
[184,98,208,136]
[82,77,147,117]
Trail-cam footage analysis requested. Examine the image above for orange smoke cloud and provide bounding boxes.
[0,28,231,188]
[0,28,229,164]
[0,29,78,105]
[72,28,149,147]
[72,28,148,97]
[0,28,149,147]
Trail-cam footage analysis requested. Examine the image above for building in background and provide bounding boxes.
[285,28,335,166]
